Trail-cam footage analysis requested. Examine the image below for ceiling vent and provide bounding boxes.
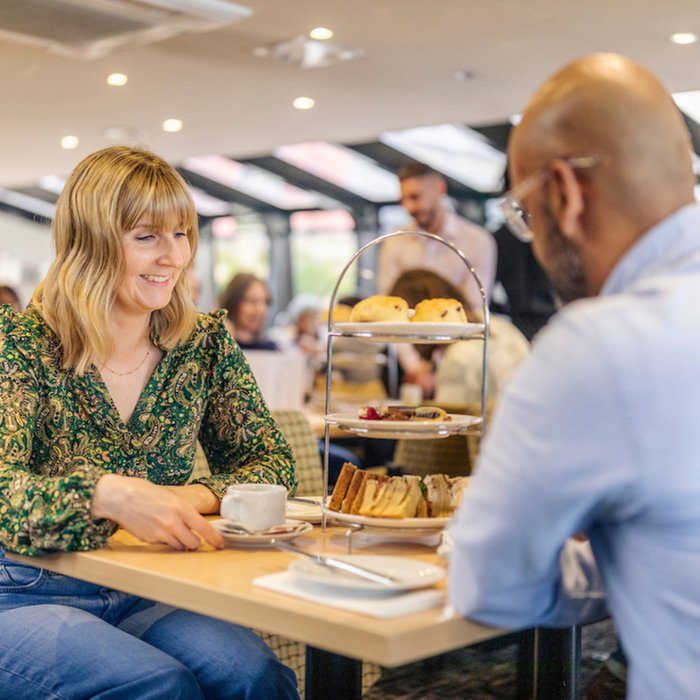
[0,0,252,59]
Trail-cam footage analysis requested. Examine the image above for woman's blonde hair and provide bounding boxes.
[33,145,199,374]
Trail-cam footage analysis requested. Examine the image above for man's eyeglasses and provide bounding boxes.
[497,156,599,243]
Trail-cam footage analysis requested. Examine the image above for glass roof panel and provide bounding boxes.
[189,187,234,217]
[673,90,700,124]
[182,155,336,210]
[380,123,506,192]
[0,188,56,219]
[273,142,400,202]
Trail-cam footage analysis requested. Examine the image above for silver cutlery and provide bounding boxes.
[272,541,401,587]
[216,521,400,586]
[286,496,323,506]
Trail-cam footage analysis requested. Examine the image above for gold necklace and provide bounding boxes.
[102,347,152,377]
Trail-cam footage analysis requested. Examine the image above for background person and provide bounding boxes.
[388,269,529,404]
[219,272,278,351]
[0,146,298,699]
[448,53,700,699]
[378,160,497,313]
[0,284,21,311]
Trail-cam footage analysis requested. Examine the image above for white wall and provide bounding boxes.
[0,211,52,307]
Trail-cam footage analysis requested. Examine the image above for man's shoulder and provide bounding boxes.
[531,290,677,380]
[444,211,494,244]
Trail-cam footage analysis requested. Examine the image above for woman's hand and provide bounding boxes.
[161,484,220,514]
[91,474,225,551]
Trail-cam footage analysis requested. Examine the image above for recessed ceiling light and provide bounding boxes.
[293,96,315,110]
[107,72,128,86]
[671,32,698,45]
[60,135,79,150]
[309,27,333,40]
[162,118,183,132]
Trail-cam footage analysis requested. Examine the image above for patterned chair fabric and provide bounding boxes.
[392,401,494,478]
[270,410,323,496]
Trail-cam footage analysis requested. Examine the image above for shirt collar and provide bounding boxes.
[601,204,700,296]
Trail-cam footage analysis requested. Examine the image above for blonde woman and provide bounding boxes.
[0,146,299,698]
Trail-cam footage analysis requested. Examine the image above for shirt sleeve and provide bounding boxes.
[194,329,298,499]
[459,222,497,312]
[447,309,640,628]
[0,332,117,555]
[377,237,402,295]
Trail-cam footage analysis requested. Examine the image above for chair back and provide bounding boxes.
[271,409,323,496]
[392,401,494,478]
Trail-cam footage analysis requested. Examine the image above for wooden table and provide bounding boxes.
[8,524,582,699]
[8,524,506,698]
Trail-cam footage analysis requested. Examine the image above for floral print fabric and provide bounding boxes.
[0,306,296,555]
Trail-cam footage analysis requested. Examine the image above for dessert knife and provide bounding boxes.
[273,541,400,587]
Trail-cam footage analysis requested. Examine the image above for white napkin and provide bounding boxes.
[253,571,444,618]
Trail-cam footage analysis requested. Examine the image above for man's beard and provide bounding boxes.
[540,203,587,306]
[414,206,439,232]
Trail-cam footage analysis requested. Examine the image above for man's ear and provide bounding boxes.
[546,159,585,240]
[435,176,448,197]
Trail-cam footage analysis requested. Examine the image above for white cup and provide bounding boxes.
[399,383,422,406]
[220,484,287,532]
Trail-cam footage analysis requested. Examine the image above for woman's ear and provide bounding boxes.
[546,159,586,240]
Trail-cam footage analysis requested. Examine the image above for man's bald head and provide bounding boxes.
[511,53,695,226]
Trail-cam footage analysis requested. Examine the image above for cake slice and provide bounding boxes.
[350,472,378,514]
[328,462,357,511]
[340,469,368,513]
[424,474,453,517]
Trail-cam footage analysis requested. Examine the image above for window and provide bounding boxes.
[212,215,270,292]
[290,210,358,299]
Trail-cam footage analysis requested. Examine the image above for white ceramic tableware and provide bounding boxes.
[220,483,287,532]
[288,555,446,592]
[212,518,312,547]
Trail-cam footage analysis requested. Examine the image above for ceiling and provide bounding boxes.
[2,0,700,191]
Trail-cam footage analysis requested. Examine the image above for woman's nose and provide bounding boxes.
[159,235,190,267]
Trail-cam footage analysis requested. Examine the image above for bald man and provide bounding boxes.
[448,54,700,699]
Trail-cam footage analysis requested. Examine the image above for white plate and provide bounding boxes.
[286,498,323,524]
[335,321,484,344]
[322,506,449,530]
[289,555,445,592]
[212,519,313,546]
[325,412,481,440]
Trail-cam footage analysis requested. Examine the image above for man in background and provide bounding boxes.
[378,161,496,313]
[449,53,700,699]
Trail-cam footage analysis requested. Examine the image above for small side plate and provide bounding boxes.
[289,555,445,592]
[212,519,313,547]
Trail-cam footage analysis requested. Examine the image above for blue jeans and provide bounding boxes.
[0,557,299,699]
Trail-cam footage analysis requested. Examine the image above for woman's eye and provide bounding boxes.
[136,233,155,241]
[174,231,188,238]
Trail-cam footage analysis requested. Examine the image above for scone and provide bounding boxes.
[411,298,467,323]
[321,303,353,323]
[349,295,410,322]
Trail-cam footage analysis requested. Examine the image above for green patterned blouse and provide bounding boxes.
[0,306,297,555]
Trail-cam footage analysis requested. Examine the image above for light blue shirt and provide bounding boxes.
[448,204,700,700]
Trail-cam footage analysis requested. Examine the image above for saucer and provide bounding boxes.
[212,518,313,547]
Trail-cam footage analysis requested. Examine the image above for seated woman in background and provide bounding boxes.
[390,268,530,405]
[0,285,21,311]
[219,272,278,351]
[0,146,299,699]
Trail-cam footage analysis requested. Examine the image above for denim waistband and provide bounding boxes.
[0,554,142,624]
